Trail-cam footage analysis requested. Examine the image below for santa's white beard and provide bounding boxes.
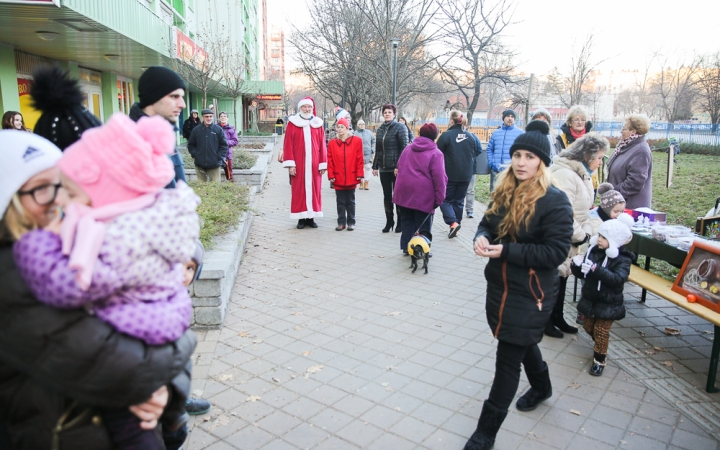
[299,111,313,119]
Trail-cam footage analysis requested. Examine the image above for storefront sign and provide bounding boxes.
[175,29,208,70]
[257,94,282,101]
[17,78,41,130]
[17,78,31,97]
[0,0,60,5]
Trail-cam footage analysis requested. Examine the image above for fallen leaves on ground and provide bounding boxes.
[246,395,261,402]
[661,361,675,370]
[307,365,324,374]
[664,327,681,336]
[570,409,582,416]
[238,331,249,337]
[217,374,234,382]
[386,311,401,316]
[252,339,263,344]
[293,326,302,330]
[302,351,312,356]
[567,383,581,389]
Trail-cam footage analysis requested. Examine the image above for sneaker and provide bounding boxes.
[448,222,461,239]
[186,398,211,415]
[467,213,474,218]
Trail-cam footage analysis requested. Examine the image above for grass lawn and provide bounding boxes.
[189,181,250,248]
[472,152,719,280]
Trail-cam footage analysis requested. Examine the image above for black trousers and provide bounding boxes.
[397,206,433,251]
[102,409,164,450]
[487,341,545,411]
[379,171,400,221]
[335,189,356,226]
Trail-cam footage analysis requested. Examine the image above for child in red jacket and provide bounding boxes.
[328,118,364,230]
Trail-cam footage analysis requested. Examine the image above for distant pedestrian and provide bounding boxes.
[398,116,414,143]
[531,108,557,162]
[372,103,408,233]
[462,116,483,219]
[571,214,634,376]
[327,118,363,231]
[436,111,481,239]
[187,109,228,182]
[218,112,238,181]
[486,109,523,192]
[466,120,573,450]
[182,110,200,139]
[1,111,28,131]
[355,119,376,190]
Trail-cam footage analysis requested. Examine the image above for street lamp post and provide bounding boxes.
[391,38,400,106]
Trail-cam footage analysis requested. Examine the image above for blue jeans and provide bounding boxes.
[440,180,470,225]
[490,170,500,193]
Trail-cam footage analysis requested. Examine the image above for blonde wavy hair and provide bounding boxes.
[0,195,38,242]
[486,161,553,242]
[448,110,465,128]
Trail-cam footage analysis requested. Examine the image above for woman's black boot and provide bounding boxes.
[544,321,563,338]
[382,205,394,232]
[464,401,508,450]
[551,278,577,334]
[394,206,402,233]
[516,362,552,412]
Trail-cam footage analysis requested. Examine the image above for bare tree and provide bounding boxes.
[168,31,227,109]
[651,56,702,123]
[547,34,606,108]
[696,52,720,131]
[436,0,518,123]
[289,0,441,128]
[218,45,250,131]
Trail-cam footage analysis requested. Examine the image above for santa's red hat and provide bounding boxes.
[297,96,316,116]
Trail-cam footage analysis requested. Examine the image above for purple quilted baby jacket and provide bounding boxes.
[13,184,200,345]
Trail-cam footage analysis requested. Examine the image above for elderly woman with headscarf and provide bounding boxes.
[606,114,653,209]
[546,133,609,338]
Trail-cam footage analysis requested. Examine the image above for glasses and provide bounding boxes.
[17,183,61,206]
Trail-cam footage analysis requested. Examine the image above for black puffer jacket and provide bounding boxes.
[475,186,573,347]
[554,121,593,152]
[187,122,229,169]
[436,124,481,182]
[0,244,196,449]
[372,120,408,170]
[572,245,633,321]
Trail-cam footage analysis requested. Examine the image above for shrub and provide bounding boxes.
[179,149,258,170]
[232,149,258,169]
[238,143,266,149]
[189,180,249,248]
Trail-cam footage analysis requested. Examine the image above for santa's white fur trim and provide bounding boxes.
[288,114,323,129]
[283,160,296,167]
[318,162,327,170]
[298,98,313,109]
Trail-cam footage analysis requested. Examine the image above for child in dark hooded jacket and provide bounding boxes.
[571,213,635,376]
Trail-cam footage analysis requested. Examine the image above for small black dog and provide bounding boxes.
[408,230,432,274]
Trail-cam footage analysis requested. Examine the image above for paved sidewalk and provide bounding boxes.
[185,143,719,449]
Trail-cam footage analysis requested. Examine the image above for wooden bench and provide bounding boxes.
[628,265,720,393]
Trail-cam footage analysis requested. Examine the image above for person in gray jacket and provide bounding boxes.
[355,119,375,190]
[188,109,228,182]
[606,114,653,209]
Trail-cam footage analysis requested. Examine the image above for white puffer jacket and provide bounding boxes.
[549,156,594,276]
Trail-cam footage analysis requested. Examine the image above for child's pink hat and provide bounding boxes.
[58,113,175,208]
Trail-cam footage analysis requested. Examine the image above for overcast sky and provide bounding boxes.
[267,0,720,77]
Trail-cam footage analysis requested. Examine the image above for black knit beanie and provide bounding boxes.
[30,66,103,151]
[502,109,517,120]
[509,120,552,166]
[138,66,186,108]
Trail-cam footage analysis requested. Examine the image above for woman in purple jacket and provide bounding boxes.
[219,112,239,181]
[393,123,447,254]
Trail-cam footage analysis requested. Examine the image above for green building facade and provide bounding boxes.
[0,0,282,133]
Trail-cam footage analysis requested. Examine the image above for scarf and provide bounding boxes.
[60,193,158,290]
[569,127,586,140]
[606,133,642,173]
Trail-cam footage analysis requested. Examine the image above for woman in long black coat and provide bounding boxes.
[465,121,573,450]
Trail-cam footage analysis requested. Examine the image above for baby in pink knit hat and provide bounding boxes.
[13,113,200,448]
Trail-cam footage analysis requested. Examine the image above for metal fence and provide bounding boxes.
[427,118,720,145]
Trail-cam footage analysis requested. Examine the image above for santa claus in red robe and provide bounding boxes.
[283,97,327,228]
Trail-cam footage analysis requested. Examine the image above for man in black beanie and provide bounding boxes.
[129,66,188,187]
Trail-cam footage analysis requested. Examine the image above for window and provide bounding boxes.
[117,78,134,115]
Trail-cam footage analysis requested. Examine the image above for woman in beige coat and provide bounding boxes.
[546,133,609,338]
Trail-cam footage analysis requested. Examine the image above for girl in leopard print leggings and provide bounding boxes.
[571,214,634,376]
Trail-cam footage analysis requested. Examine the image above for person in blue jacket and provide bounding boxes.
[486,109,524,192]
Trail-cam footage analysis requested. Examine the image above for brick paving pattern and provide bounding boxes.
[185,142,720,449]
